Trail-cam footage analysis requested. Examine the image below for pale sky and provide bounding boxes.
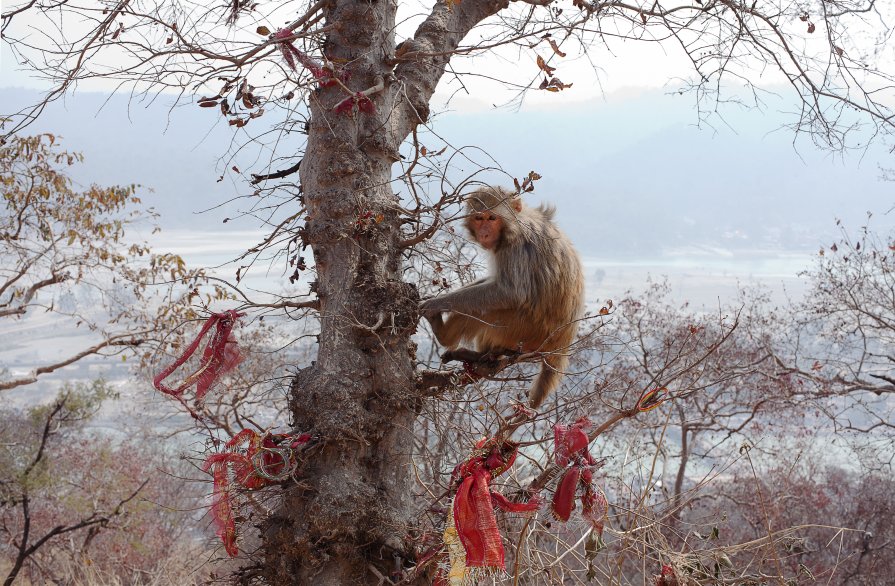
[0,1,701,106]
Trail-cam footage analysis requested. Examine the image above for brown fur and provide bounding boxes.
[421,186,585,408]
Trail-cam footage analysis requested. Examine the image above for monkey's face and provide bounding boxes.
[470,211,503,250]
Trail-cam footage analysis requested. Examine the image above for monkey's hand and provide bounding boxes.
[419,298,445,320]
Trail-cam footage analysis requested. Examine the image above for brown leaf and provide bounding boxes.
[536,55,556,76]
[547,38,567,58]
[257,25,271,36]
[539,77,549,90]
[166,36,173,44]
[198,100,218,107]
[799,13,809,21]
[541,77,573,92]
[834,45,844,57]
[220,100,230,115]
[808,22,816,33]
[599,307,609,315]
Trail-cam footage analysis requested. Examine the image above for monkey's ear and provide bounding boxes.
[511,197,523,213]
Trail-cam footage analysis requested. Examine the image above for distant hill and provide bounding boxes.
[2,87,892,257]
[1,88,243,230]
[428,92,894,256]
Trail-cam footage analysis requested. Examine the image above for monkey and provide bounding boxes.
[420,186,585,408]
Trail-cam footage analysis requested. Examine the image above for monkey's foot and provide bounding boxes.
[441,347,520,365]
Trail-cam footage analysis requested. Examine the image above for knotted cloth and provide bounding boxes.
[153,309,243,416]
[550,418,607,534]
[203,429,310,556]
[444,438,541,583]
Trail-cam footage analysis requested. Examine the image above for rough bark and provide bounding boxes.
[257,0,512,580]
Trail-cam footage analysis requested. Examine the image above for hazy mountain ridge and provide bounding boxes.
[2,87,891,259]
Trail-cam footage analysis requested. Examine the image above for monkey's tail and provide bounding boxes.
[528,352,569,409]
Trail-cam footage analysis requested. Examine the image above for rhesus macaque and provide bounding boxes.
[420,186,585,408]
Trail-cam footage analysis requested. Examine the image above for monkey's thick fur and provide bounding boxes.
[421,186,585,408]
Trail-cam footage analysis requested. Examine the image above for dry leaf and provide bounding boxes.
[541,77,573,92]
[548,38,567,57]
[536,55,556,76]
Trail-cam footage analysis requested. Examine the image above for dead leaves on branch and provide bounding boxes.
[195,78,267,129]
[194,29,369,128]
[534,34,573,93]
[540,76,573,92]
[799,13,816,34]
[513,170,541,194]
[536,54,556,76]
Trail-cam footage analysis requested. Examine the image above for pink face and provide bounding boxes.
[471,211,503,250]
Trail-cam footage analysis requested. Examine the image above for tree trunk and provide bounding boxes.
[259,0,423,583]
[258,0,509,581]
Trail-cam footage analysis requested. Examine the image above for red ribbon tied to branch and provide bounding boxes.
[153,310,244,415]
[203,429,311,557]
[450,438,541,572]
[274,29,348,87]
[551,417,608,535]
